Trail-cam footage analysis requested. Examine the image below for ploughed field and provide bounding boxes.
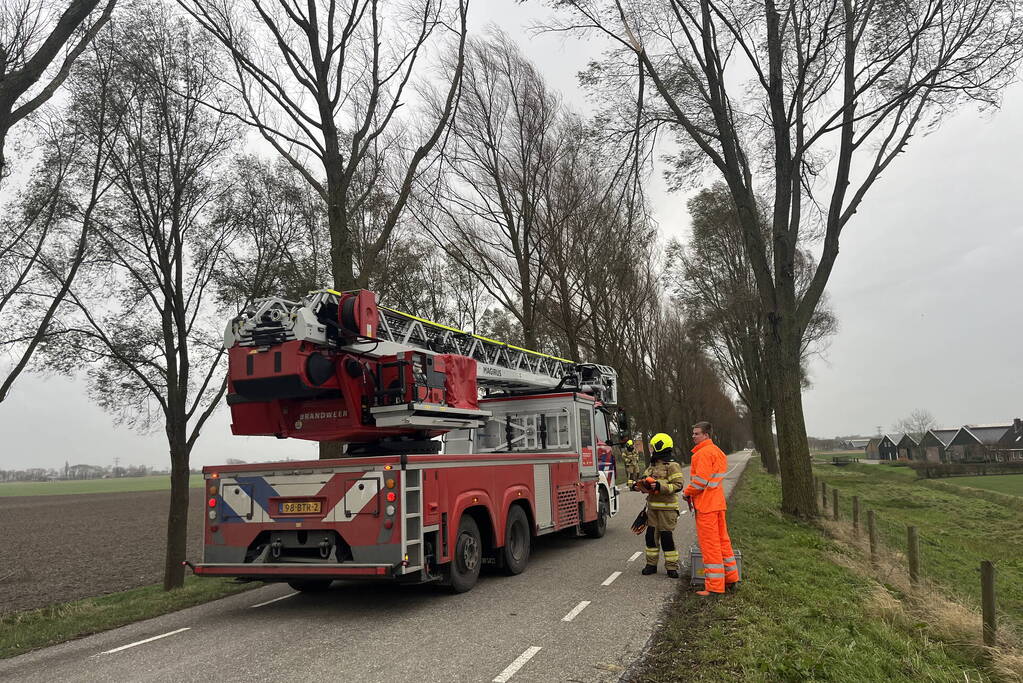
[0,490,204,614]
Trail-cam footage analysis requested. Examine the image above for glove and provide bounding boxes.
[684,495,694,512]
[630,509,648,534]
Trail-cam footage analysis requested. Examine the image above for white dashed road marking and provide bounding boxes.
[628,551,642,562]
[97,628,190,656]
[561,601,591,622]
[493,646,542,682]
[601,571,622,586]
[250,592,298,608]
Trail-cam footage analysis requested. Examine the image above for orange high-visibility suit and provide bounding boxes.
[683,439,738,593]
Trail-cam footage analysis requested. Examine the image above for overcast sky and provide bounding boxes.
[1,1,1021,471]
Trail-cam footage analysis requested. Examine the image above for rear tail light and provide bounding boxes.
[207,497,217,508]
[386,492,397,502]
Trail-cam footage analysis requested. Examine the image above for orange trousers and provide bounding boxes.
[695,510,739,593]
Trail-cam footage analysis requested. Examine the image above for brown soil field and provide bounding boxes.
[0,490,204,614]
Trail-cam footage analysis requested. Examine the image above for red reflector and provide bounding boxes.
[207,497,217,508]
[210,525,219,532]
[386,492,397,502]
[383,519,393,529]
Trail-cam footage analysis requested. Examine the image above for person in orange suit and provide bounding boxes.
[683,421,739,595]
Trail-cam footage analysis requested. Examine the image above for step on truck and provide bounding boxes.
[190,289,623,592]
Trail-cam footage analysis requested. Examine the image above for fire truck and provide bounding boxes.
[189,289,623,592]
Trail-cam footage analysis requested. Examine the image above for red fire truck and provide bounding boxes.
[189,289,623,592]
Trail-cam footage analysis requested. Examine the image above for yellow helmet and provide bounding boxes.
[626,439,634,447]
[650,433,673,453]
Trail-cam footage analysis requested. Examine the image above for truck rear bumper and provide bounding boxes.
[192,562,393,578]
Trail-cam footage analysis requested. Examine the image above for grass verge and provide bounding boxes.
[0,474,204,497]
[631,460,1007,682]
[0,577,257,659]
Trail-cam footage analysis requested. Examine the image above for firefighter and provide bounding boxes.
[631,432,685,578]
[684,421,739,596]
[622,439,643,483]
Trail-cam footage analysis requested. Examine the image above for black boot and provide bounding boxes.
[666,569,679,579]
[641,565,657,575]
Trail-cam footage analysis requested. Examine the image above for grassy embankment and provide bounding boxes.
[0,474,204,497]
[0,577,257,659]
[632,459,1021,682]
[813,462,1022,634]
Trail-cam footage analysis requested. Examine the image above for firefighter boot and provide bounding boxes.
[641,564,657,575]
[666,569,679,579]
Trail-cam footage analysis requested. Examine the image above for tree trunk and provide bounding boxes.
[163,425,191,590]
[751,403,779,475]
[767,322,818,518]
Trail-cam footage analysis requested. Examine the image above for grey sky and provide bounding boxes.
[1,1,1021,471]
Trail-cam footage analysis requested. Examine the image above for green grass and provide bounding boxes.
[0,577,257,659]
[814,462,1023,633]
[0,474,204,497]
[632,461,992,682]
[944,473,1023,497]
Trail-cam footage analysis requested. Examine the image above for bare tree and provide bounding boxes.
[551,0,1023,516]
[0,0,116,181]
[177,0,468,291]
[214,154,331,304]
[423,29,561,348]
[894,409,937,441]
[0,27,123,404]
[668,183,837,474]
[46,6,239,589]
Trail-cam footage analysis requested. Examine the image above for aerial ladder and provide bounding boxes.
[224,288,619,451]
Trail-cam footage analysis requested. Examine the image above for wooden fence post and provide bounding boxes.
[821,481,828,511]
[981,560,997,646]
[832,489,839,521]
[867,510,878,566]
[907,526,920,586]
[852,496,860,535]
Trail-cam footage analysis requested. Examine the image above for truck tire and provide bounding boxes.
[448,515,482,593]
[287,579,333,592]
[501,505,531,575]
[582,490,609,539]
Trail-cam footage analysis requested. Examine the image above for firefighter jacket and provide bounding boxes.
[622,446,640,469]
[641,459,685,511]
[684,439,728,512]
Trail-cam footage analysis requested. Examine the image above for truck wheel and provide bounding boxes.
[501,505,531,575]
[448,515,482,593]
[287,579,333,592]
[582,491,609,539]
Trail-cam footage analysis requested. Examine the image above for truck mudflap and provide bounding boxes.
[190,562,396,578]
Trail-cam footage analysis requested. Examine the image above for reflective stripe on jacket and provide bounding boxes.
[683,439,728,512]
[642,460,684,511]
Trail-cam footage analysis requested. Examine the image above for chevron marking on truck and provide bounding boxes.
[219,472,382,523]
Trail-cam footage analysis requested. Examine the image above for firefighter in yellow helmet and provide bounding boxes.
[621,439,642,482]
[630,433,685,577]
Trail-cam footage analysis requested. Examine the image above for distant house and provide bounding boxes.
[848,438,870,451]
[919,428,958,463]
[878,434,902,461]
[994,419,1023,461]
[948,424,1013,463]
[865,437,882,460]
[897,433,921,461]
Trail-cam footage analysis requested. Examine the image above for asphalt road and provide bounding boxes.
[1,452,751,683]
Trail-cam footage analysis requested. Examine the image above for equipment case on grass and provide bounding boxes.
[689,546,743,585]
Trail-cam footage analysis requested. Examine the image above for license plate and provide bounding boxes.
[280,501,321,514]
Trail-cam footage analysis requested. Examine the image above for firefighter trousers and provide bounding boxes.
[695,510,739,593]
[644,509,680,571]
